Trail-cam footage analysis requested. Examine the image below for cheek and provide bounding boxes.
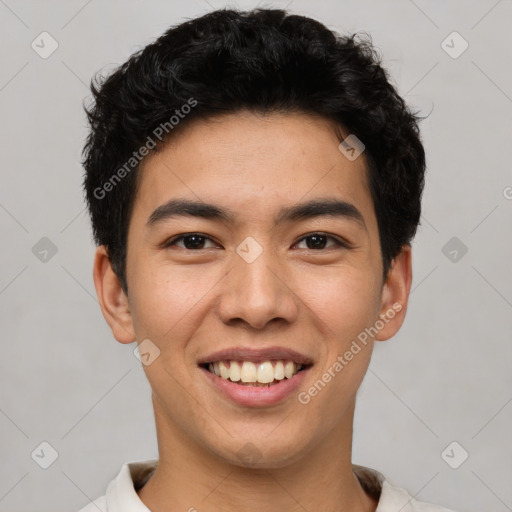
[129,262,216,340]
[293,266,380,405]
[294,269,379,427]
[294,265,381,344]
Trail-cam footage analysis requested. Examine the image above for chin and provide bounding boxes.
[211,433,314,470]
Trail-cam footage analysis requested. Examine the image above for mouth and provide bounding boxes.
[199,360,312,387]
[197,347,314,407]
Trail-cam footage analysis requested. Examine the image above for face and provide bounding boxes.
[94,110,411,468]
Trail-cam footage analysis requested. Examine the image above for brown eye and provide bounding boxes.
[165,234,217,250]
[295,233,347,250]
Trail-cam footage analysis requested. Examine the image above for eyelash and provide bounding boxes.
[163,232,351,251]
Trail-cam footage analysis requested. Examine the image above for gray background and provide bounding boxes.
[0,0,511,511]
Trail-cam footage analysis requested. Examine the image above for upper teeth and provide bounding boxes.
[208,360,303,384]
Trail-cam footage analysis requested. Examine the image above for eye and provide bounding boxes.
[294,233,348,250]
[164,233,218,250]
[163,232,350,251]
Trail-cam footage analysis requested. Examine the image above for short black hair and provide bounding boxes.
[82,7,425,294]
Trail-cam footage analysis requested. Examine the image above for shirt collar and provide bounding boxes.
[106,460,157,512]
[105,459,422,512]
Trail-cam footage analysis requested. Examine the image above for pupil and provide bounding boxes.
[307,235,326,249]
[185,235,204,249]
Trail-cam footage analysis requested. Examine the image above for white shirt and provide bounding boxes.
[77,459,456,512]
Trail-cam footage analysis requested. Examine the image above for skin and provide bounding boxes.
[93,110,412,512]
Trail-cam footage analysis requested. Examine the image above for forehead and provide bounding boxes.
[132,111,375,229]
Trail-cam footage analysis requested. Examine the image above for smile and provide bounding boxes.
[203,360,307,386]
[197,346,314,406]
[199,362,312,407]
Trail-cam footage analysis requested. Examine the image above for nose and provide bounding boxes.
[216,246,299,330]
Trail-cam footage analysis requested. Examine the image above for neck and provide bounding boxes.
[137,397,377,512]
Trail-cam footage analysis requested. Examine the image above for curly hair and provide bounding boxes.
[82,8,425,294]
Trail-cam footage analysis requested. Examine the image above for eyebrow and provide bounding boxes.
[146,198,367,231]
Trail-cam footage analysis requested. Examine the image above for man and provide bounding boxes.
[79,7,455,511]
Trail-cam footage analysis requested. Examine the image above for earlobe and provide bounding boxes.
[374,244,413,342]
[93,245,136,344]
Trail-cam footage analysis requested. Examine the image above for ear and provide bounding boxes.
[93,245,136,344]
[374,244,413,342]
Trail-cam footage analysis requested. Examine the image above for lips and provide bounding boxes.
[197,346,313,407]
[197,346,314,366]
